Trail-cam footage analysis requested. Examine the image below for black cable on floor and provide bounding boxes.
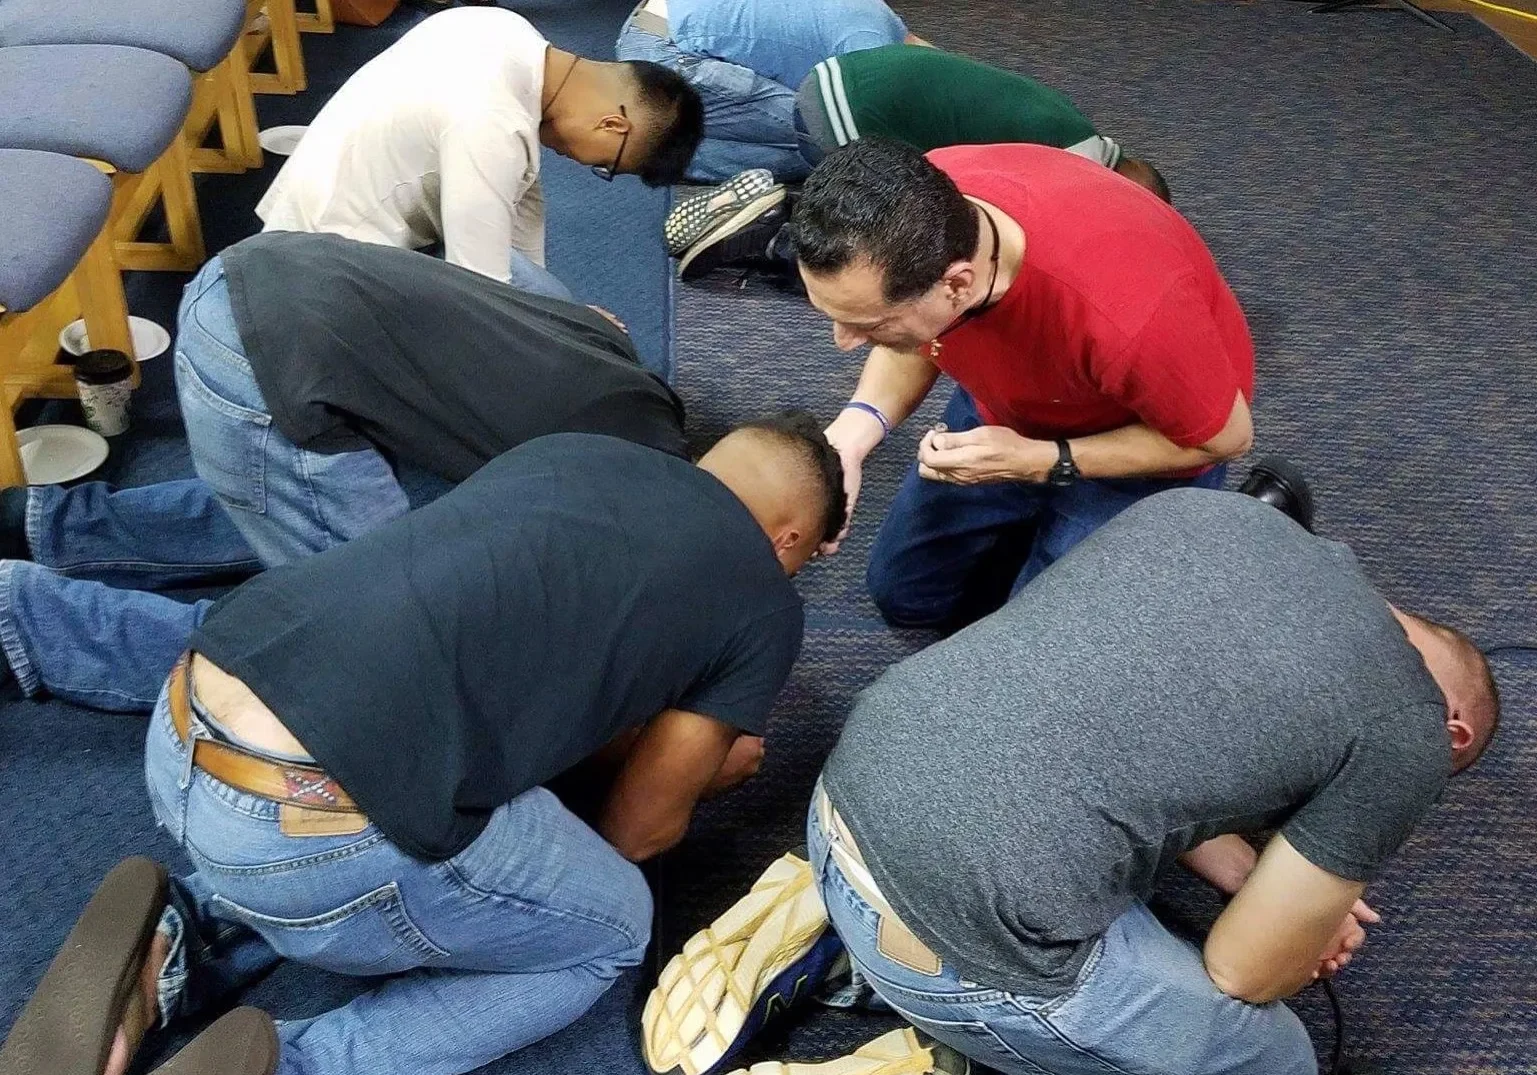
[1321,979,1347,1075]
[1485,644,1537,658]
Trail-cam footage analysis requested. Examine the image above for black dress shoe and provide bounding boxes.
[1237,456,1316,532]
[677,196,793,283]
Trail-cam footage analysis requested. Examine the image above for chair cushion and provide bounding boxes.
[0,45,191,173]
[0,0,248,72]
[0,149,112,313]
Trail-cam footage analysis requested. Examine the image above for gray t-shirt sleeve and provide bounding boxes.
[1282,703,1450,882]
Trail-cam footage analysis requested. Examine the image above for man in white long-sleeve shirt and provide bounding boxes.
[257,7,703,288]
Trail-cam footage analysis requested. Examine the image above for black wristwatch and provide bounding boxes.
[1047,438,1080,488]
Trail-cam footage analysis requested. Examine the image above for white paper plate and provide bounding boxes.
[58,317,170,361]
[18,425,110,485]
[258,125,308,155]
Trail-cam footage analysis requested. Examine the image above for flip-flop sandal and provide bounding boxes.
[0,857,168,1075]
[665,170,781,256]
[147,1009,278,1075]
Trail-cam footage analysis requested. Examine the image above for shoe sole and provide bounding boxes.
[675,189,788,282]
[0,857,168,1075]
[720,1028,964,1075]
[665,171,778,255]
[150,1008,278,1075]
[643,852,829,1075]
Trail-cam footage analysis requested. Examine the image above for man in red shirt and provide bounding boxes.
[792,138,1258,629]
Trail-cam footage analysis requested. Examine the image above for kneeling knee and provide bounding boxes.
[866,567,947,630]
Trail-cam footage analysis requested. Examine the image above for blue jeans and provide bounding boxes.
[616,21,809,182]
[507,248,575,303]
[806,795,1316,1075]
[143,680,652,1075]
[0,256,411,711]
[867,387,1228,629]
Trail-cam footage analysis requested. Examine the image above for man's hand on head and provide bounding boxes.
[917,426,1054,485]
[821,408,886,554]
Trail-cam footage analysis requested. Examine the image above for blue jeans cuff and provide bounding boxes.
[23,485,42,561]
[0,560,42,695]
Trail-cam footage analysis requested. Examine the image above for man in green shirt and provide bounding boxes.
[796,45,1165,195]
[667,45,1169,278]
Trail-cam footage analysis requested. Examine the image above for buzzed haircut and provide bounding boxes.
[1424,617,1502,763]
[791,137,979,303]
[734,410,848,545]
[625,61,705,186]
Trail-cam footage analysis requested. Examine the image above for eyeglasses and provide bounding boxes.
[591,105,630,182]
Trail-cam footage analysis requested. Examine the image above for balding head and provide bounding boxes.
[697,411,847,576]
[1394,609,1501,773]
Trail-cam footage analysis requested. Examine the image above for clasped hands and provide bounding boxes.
[820,417,1059,556]
[917,424,1056,486]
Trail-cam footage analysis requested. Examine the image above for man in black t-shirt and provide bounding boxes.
[5,420,846,1075]
[0,233,687,714]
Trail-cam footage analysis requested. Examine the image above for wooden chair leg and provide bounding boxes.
[0,393,24,489]
[296,0,334,33]
[112,140,207,273]
[160,139,207,270]
[75,227,135,374]
[249,0,306,95]
[224,45,264,166]
[269,0,307,93]
[186,56,263,174]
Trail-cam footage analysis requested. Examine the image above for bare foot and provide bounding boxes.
[104,930,171,1075]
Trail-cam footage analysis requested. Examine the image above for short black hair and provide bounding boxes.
[625,61,704,186]
[790,137,978,303]
[1118,156,1173,204]
[735,410,848,545]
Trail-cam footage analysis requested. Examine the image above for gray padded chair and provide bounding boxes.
[0,44,204,271]
[0,150,111,315]
[0,149,131,485]
[0,0,261,173]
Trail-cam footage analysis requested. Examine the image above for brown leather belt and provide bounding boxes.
[169,656,361,814]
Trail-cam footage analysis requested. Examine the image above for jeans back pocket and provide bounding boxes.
[210,881,449,977]
[174,350,271,514]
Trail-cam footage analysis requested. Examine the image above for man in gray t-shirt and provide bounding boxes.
[809,488,1500,1075]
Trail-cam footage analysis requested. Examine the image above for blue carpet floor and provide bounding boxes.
[3,1,1535,1074]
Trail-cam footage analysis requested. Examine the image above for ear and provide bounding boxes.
[940,259,975,305]
[598,111,631,135]
[773,525,803,559]
[1447,714,1475,752]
